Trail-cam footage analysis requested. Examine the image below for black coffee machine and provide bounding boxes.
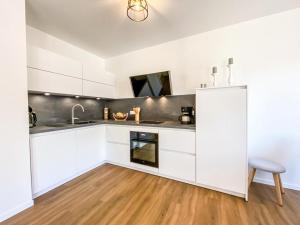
[178,106,195,124]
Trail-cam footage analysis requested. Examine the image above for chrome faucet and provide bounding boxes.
[71,104,85,124]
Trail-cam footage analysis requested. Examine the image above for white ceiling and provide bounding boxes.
[26,0,300,59]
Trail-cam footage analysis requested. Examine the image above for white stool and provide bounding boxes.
[248,158,286,206]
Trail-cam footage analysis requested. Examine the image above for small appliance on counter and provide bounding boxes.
[178,106,195,124]
[28,106,37,128]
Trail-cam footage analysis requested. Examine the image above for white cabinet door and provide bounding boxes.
[30,131,77,195]
[196,86,247,197]
[83,61,105,83]
[159,150,195,182]
[75,126,105,172]
[83,80,115,98]
[83,63,115,85]
[106,143,130,166]
[102,72,115,86]
[27,45,82,78]
[106,126,130,144]
[159,129,195,154]
[28,67,82,95]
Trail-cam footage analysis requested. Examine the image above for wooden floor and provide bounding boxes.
[2,164,300,225]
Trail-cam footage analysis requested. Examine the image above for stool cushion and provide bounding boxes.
[249,158,286,173]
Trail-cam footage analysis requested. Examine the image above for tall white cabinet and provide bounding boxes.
[196,86,248,199]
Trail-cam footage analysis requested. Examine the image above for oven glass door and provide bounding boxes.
[130,132,158,168]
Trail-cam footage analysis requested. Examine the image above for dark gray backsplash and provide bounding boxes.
[28,94,105,125]
[105,95,195,121]
[28,94,195,124]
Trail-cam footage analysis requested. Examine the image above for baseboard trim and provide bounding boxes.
[0,200,33,223]
[253,177,300,191]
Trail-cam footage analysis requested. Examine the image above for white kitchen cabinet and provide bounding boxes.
[30,131,77,196]
[30,126,106,197]
[27,45,82,78]
[159,129,195,154]
[28,67,82,95]
[196,86,247,199]
[83,62,115,86]
[75,126,106,172]
[83,80,115,98]
[106,125,130,144]
[159,128,196,182]
[106,142,130,166]
[129,126,159,134]
[27,46,117,98]
[102,72,115,86]
[159,150,195,182]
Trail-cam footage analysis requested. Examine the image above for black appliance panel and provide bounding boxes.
[130,131,159,168]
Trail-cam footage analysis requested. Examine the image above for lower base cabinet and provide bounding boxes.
[30,126,105,197]
[31,125,199,198]
[159,150,195,182]
[75,127,106,171]
[106,142,130,166]
[30,131,78,196]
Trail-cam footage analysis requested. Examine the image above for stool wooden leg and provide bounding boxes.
[273,173,283,206]
[248,168,256,188]
[279,174,285,194]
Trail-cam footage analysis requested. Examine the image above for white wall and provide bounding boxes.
[0,0,33,222]
[106,8,300,190]
[26,26,114,84]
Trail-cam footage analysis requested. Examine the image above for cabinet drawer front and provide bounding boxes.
[106,126,130,144]
[28,67,82,95]
[83,80,115,98]
[159,150,195,182]
[159,129,195,154]
[106,143,130,166]
[27,46,82,78]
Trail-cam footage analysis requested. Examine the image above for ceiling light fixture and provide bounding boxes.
[127,0,148,22]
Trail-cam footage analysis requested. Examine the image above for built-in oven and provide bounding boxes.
[130,131,159,168]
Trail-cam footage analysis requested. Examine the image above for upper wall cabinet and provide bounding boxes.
[83,80,115,98]
[27,46,82,79]
[83,63,115,86]
[28,68,82,96]
[27,45,116,98]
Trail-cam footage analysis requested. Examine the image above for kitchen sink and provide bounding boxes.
[44,120,97,127]
[73,120,97,125]
[44,123,68,127]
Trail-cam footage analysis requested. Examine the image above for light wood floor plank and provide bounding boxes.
[2,164,300,225]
